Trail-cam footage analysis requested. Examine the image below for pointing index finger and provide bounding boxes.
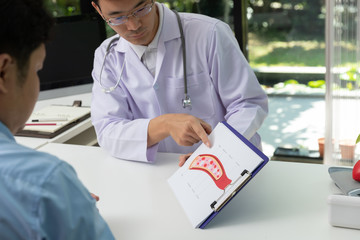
[194,121,212,148]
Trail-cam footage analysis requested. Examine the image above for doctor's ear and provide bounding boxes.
[91,1,102,16]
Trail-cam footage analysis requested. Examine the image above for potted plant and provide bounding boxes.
[339,139,356,160]
[318,137,335,159]
[318,137,325,158]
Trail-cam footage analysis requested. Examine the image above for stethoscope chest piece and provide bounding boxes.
[182,94,192,109]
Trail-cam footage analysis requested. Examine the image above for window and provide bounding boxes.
[247,1,327,158]
[247,0,326,86]
[45,0,82,17]
[325,0,360,166]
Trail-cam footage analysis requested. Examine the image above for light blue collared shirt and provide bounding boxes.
[0,121,115,240]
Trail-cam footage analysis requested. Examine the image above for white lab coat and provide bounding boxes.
[91,4,268,162]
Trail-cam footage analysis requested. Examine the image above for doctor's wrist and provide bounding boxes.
[147,115,171,146]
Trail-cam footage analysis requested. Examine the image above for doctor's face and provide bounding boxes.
[94,0,159,46]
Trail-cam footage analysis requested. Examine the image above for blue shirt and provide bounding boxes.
[0,122,115,240]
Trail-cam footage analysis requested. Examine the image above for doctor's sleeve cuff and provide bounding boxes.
[146,143,159,163]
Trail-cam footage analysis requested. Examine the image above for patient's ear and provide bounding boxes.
[0,53,13,94]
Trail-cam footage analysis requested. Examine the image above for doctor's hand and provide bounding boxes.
[179,152,192,167]
[148,113,212,148]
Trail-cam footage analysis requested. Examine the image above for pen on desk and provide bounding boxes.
[25,123,63,126]
[31,117,68,122]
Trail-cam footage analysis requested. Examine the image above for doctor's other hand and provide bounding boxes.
[148,113,212,148]
[179,152,192,167]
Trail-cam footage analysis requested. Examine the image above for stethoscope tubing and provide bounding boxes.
[173,10,191,109]
[99,36,122,93]
[99,10,191,109]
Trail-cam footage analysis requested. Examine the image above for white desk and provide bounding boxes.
[15,93,97,149]
[38,143,359,240]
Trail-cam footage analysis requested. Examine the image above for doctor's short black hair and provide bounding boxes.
[0,0,53,83]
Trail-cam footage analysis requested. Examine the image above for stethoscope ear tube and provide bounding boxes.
[99,37,122,93]
[100,10,191,109]
[173,10,192,109]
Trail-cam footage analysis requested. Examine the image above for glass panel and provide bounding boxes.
[159,0,234,29]
[45,0,81,17]
[248,1,327,159]
[325,0,360,166]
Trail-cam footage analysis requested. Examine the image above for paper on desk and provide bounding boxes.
[168,122,265,228]
[23,105,90,133]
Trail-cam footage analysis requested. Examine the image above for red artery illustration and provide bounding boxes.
[189,154,232,190]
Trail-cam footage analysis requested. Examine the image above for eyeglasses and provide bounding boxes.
[105,1,154,26]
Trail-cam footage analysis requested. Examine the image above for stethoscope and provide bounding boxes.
[99,10,192,109]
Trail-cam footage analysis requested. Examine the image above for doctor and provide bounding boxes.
[91,0,268,164]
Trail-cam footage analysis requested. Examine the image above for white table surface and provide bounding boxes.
[38,143,360,240]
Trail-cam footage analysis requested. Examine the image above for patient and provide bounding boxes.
[0,0,114,239]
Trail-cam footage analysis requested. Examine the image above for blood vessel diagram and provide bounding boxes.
[189,154,232,190]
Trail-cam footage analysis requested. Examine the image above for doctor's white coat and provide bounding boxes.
[91,3,268,162]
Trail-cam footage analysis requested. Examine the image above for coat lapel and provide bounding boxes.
[154,5,181,81]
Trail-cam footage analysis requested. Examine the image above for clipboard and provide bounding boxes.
[168,121,269,229]
[15,101,90,139]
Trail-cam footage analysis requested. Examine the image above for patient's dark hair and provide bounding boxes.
[0,0,53,83]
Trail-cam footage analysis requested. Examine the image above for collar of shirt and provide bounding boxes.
[0,121,15,143]
[130,2,164,59]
